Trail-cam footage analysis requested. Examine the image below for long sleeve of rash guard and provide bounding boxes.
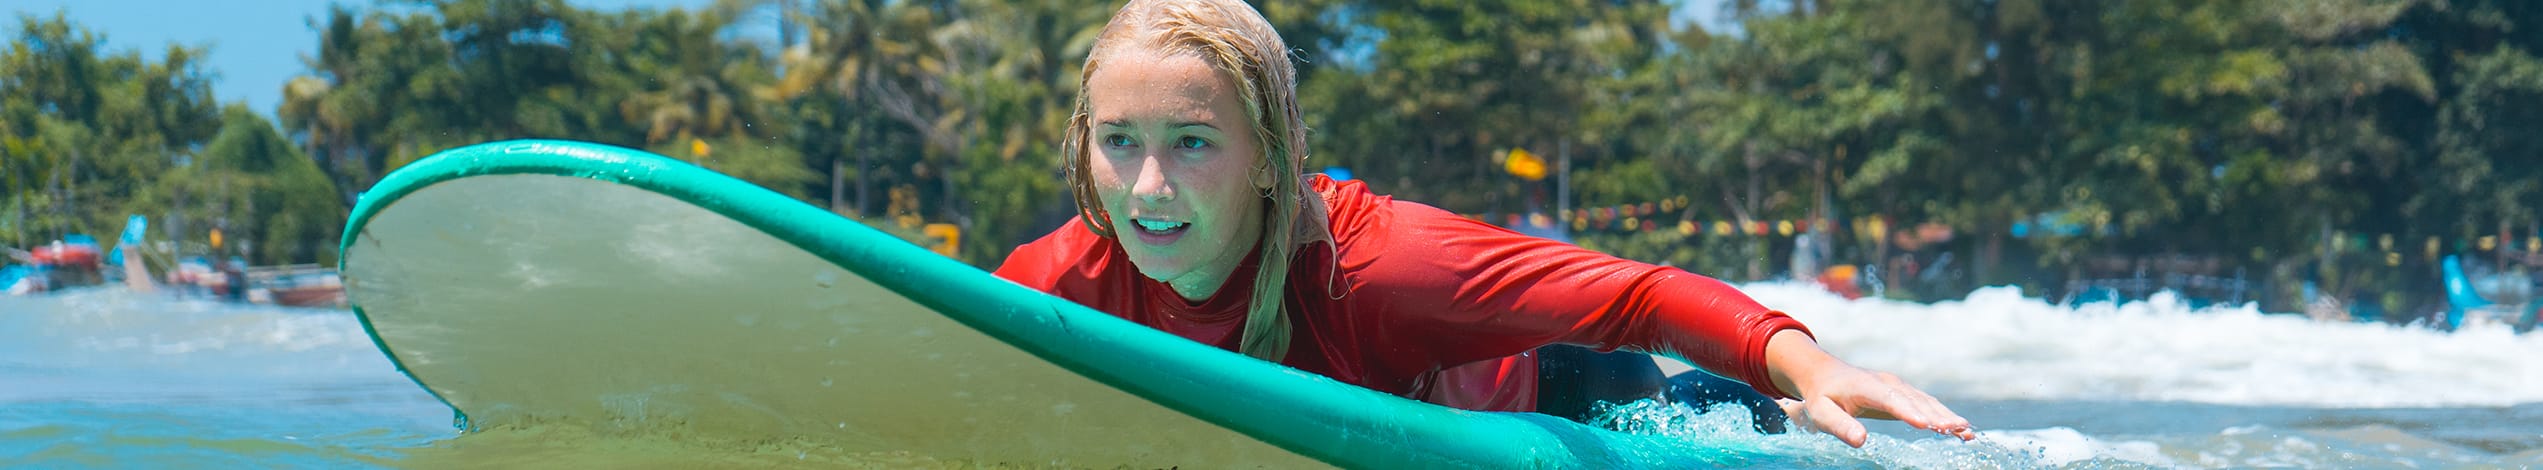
[1335,193,1813,400]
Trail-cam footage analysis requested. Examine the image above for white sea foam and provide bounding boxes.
[1745,282,2543,407]
[0,288,385,380]
[1977,427,2171,467]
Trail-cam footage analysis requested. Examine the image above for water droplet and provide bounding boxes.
[813,270,838,288]
[820,377,834,387]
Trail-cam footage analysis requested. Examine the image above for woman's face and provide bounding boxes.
[1084,49,1265,301]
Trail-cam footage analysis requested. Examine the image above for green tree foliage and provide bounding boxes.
[2,12,221,248]
[187,105,345,265]
[1287,0,1673,214]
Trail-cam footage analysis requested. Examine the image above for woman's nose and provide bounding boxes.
[1132,155,1173,204]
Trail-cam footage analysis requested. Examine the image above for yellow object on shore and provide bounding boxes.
[1504,148,1547,181]
[923,223,961,257]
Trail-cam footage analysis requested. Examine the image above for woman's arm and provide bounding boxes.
[1338,190,1976,445]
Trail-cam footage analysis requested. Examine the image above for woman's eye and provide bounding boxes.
[1175,136,1210,150]
[1102,134,1134,148]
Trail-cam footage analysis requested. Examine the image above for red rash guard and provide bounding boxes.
[992,175,1810,412]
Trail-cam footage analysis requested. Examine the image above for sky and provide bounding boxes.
[8,0,1735,118]
[6,0,723,116]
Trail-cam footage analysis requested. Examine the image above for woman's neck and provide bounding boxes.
[1165,204,1269,302]
[1167,275,1221,302]
[1165,241,1259,302]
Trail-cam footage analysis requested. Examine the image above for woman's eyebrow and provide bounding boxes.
[1096,119,1222,131]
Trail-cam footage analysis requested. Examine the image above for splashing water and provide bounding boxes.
[1586,398,2174,469]
[1587,282,2543,467]
[1743,283,2543,408]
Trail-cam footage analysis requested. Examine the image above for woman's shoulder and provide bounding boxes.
[992,219,1117,288]
[1310,175,1400,238]
[1311,175,1490,246]
[1308,176,1510,279]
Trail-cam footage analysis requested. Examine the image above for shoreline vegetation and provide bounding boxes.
[4,0,2540,323]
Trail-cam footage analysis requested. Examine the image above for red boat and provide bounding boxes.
[29,243,101,266]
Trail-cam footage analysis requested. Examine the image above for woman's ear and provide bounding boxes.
[1251,160,1276,190]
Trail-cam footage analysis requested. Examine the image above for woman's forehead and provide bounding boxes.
[1086,51,1242,126]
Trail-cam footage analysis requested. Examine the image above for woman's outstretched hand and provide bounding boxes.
[1763,329,1977,447]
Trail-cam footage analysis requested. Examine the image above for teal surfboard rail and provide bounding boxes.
[340,140,1771,468]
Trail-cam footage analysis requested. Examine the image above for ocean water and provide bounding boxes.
[0,289,450,467]
[4,284,2540,468]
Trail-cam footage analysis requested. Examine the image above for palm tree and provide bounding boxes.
[283,5,422,204]
[774,0,952,217]
[616,2,780,146]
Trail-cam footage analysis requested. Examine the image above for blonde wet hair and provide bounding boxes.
[1063,0,1328,362]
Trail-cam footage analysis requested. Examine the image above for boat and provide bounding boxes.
[245,264,346,308]
[2441,255,2539,333]
[4,236,108,294]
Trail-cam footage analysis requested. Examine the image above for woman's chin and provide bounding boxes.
[1127,255,1191,284]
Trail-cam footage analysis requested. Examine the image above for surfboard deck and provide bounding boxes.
[341,140,1768,468]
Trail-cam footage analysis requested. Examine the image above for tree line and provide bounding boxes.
[4,0,2538,316]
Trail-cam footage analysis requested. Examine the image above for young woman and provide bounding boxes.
[992,0,1974,447]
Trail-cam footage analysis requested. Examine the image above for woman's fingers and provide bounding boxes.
[1795,396,1870,448]
[1892,377,1964,437]
[1868,382,1975,441]
[1783,366,1977,446]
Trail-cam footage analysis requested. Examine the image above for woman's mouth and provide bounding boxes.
[1132,218,1190,244]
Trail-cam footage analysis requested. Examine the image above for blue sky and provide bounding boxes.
[7,0,722,116]
[11,0,1733,117]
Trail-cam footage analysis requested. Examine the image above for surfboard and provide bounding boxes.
[341,140,1768,468]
